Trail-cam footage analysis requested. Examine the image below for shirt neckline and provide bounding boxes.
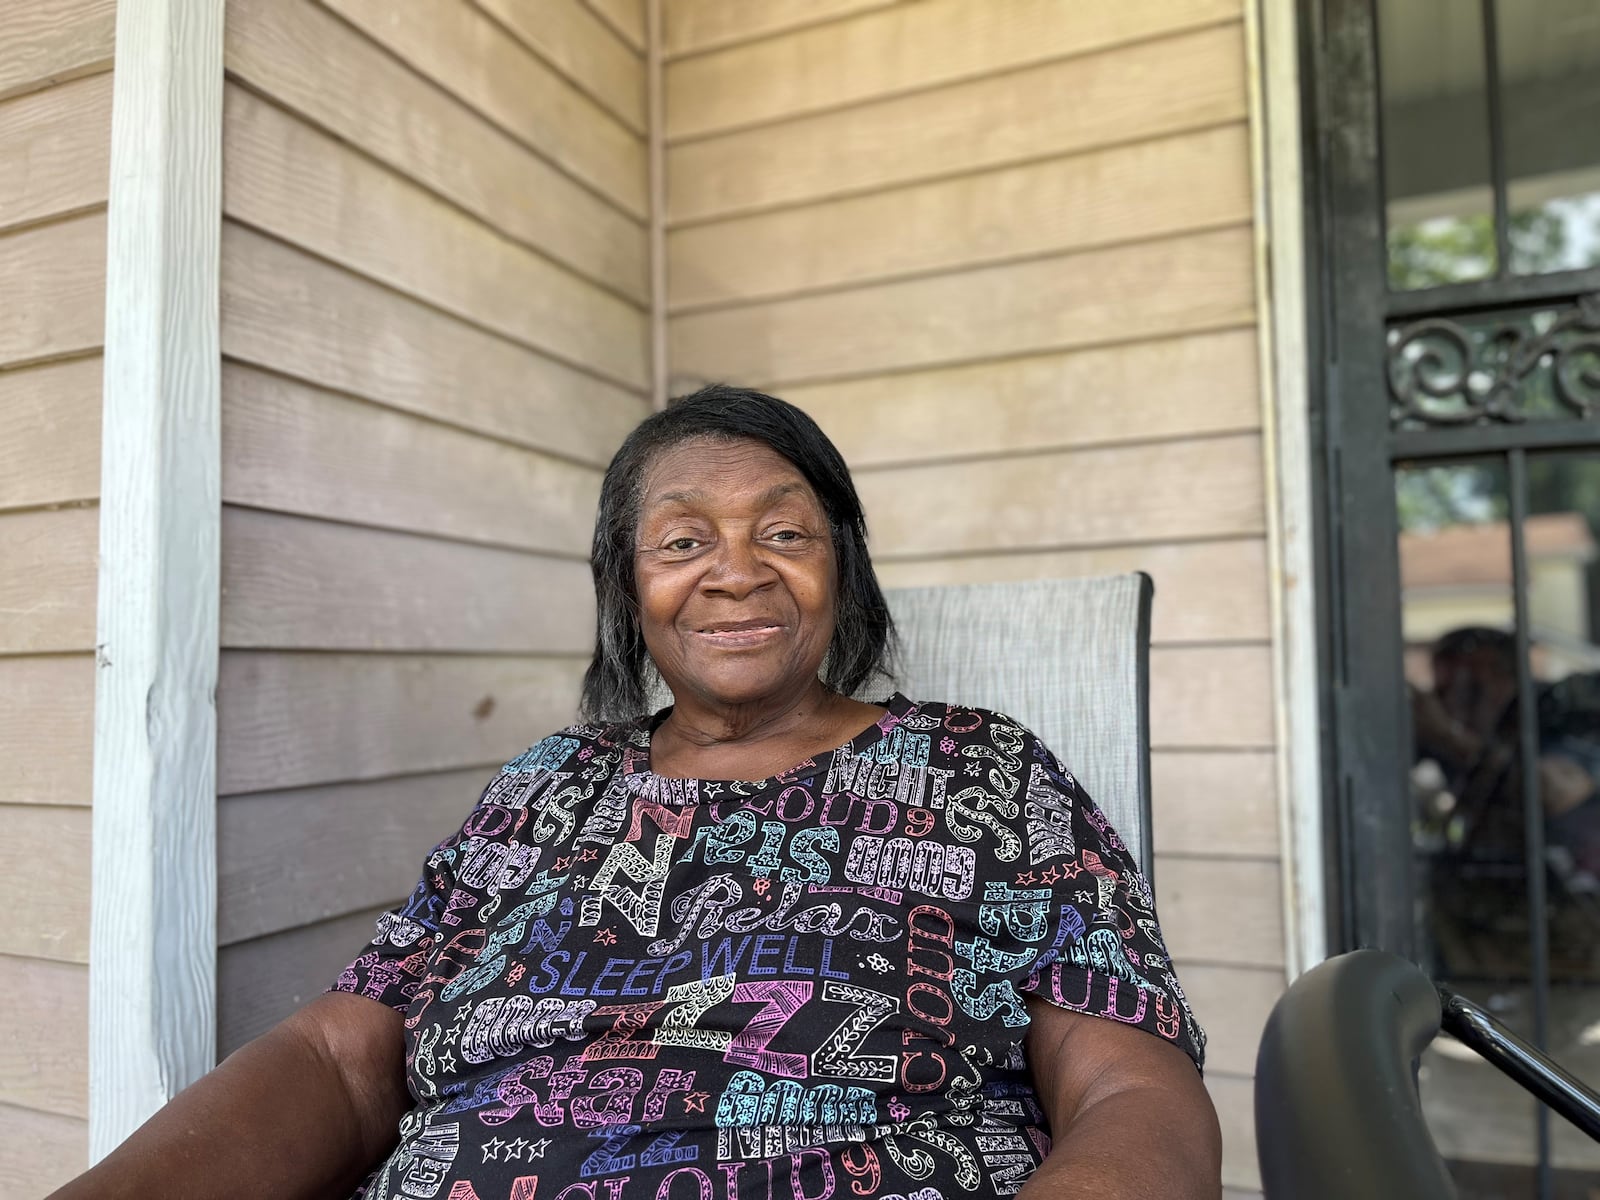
[622,692,917,792]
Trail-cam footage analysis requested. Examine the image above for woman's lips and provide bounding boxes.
[692,623,784,647]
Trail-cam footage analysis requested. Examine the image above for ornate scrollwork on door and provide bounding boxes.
[1387,293,1600,428]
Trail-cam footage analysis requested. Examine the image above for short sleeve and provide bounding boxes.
[330,822,468,1014]
[328,727,608,1014]
[1016,741,1207,1071]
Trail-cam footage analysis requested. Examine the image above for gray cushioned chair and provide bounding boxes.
[876,573,1155,880]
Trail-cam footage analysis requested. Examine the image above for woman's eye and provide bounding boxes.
[769,529,803,543]
[666,537,700,551]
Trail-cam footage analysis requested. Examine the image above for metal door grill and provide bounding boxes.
[1308,0,1600,1194]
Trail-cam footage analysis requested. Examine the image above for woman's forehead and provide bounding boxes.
[638,438,820,511]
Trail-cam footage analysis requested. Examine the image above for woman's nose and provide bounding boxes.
[702,537,772,595]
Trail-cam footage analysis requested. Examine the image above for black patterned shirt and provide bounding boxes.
[334,694,1204,1200]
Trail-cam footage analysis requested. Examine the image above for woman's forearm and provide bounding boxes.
[1018,1083,1222,1200]
[47,992,409,1200]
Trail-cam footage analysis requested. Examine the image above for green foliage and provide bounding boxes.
[1386,207,1571,289]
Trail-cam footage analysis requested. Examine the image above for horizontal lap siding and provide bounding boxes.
[665,2,1275,1188]
[220,229,639,464]
[672,226,1256,386]
[0,656,95,809]
[323,0,646,219]
[220,366,604,549]
[0,5,111,1183]
[665,0,1240,141]
[875,537,1271,645]
[218,906,393,1055]
[670,126,1254,311]
[0,1101,89,1199]
[0,358,102,511]
[223,85,648,391]
[663,0,899,58]
[583,0,645,54]
[0,506,98,654]
[667,23,1248,224]
[220,509,596,654]
[226,0,647,302]
[0,0,114,104]
[218,768,498,946]
[0,71,111,232]
[215,0,647,1055]
[479,0,645,135]
[0,212,107,369]
[0,955,88,1118]
[853,435,1266,557]
[216,653,590,798]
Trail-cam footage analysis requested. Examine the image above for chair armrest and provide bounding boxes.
[1254,949,1456,1200]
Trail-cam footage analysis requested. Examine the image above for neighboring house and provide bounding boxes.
[1401,513,1598,669]
[0,1,1595,1197]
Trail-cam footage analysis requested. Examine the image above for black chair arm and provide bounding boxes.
[1254,949,1456,1200]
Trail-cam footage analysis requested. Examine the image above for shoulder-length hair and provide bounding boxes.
[581,383,895,721]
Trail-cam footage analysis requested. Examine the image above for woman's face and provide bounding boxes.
[633,437,838,716]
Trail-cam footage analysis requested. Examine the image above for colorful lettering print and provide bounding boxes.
[336,696,1204,1199]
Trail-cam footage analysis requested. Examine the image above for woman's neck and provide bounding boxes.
[649,684,885,781]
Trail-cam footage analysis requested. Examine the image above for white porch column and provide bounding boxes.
[90,0,224,1159]
[1248,0,1328,979]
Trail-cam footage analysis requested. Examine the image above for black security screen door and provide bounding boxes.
[1307,0,1600,1194]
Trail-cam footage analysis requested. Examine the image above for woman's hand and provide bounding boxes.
[1020,994,1222,1199]
[47,991,408,1200]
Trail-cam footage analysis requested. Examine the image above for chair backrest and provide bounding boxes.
[1254,949,1457,1200]
[877,573,1155,879]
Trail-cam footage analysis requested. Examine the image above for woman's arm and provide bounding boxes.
[1019,994,1222,1199]
[47,991,409,1200]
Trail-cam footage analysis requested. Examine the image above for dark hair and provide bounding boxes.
[581,384,895,721]
[1432,626,1516,669]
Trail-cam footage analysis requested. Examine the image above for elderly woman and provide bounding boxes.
[54,387,1220,1199]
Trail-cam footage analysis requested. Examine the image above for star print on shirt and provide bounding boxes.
[1040,866,1061,883]
[527,1138,552,1159]
[483,1136,506,1162]
[684,1092,710,1113]
[454,1003,473,1022]
[438,1049,457,1073]
[595,928,618,945]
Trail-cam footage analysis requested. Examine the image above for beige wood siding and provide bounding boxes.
[664,1,1278,1189]
[0,0,112,1188]
[0,0,112,1196]
[214,0,649,1055]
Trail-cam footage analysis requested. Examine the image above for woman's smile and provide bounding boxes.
[691,619,786,647]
